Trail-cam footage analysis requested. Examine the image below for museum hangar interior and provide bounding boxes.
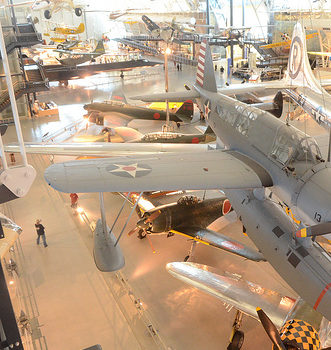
[0,0,330,349]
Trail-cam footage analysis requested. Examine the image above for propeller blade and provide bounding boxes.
[145,210,161,223]
[127,226,139,236]
[256,308,286,350]
[296,222,331,238]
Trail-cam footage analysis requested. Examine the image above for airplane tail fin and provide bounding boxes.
[142,15,160,32]
[195,40,217,93]
[110,90,128,104]
[176,100,194,117]
[77,23,85,34]
[94,40,105,54]
[285,23,322,93]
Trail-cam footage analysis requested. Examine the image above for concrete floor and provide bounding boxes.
[2,63,326,350]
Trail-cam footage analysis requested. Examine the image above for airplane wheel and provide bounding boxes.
[75,7,82,16]
[184,255,190,262]
[227,330,244,350]
[44,10,51,19]
[137,229,146,240]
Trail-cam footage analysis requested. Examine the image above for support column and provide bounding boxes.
[230,0,234,67]
[0,254,23,349]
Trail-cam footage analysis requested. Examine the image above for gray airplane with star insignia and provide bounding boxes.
[44,22,331,329]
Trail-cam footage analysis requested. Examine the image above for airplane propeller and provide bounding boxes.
[256,307,330,350]
[256,307,287,350]
[296,222,331,238]
[127,210,161,237]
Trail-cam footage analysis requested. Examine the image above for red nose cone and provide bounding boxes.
[222,199,232,215]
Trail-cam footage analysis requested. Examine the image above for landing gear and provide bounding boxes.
[227,311,244,350]
[227,331,244,350]
[184,240,197,262]
[75,7,82,16]
[44,10,51,19]
[137,229,146,240]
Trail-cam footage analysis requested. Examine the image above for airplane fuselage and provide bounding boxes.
[195,84,331,320]
[85,103,183,123]
[146,197,226,233]
[196,85,331,227]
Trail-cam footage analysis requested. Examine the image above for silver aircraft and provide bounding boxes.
[167,262,331,349]
[44,23,331,323]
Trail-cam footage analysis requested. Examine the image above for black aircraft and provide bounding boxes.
[84,92,194,126]
[128,195,265,262]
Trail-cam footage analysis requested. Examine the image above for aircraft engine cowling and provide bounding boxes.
[140,209,168,234]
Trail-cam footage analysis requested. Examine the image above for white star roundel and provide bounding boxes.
[106,163,152,178]
[204,100,211,119]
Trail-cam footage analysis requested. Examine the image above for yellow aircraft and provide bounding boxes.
[260,32,318,49]
[52,23,85,35]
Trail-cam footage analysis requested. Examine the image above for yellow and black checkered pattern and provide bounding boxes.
[279,319,320,350]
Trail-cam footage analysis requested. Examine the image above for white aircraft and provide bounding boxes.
[31,0,83,19]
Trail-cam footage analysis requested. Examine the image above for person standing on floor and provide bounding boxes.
[70,193,79,209]
[35,219,48,247]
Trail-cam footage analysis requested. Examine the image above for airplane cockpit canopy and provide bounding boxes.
[269,124,322,167]
[142,132,180,141]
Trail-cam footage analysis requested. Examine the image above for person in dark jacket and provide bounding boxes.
[35,219,48,247]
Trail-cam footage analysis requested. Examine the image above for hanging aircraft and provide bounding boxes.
[213,26,252,42]
[167,262,331,349]
[260,32,318,50]
[43,23,331,322]
[52,22,85,36]
[54,40,105,66]
[128,126,216,144]
[70,125,216,144]
[31,0,83,19]
[141,15,194,45]
[127,194,264,261]
[84,92,194,126]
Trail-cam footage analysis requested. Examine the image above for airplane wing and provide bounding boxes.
[5,142,212,157]
[114,127,143,142]
[166,262,296,329]
[170,226,265,261]
[44,149,273,193]
[55,49,99,56]
[308,51,331,57]
[132,91,200,102]
[132,82,297,102]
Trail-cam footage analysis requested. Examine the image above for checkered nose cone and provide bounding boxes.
[279,319,320,350]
